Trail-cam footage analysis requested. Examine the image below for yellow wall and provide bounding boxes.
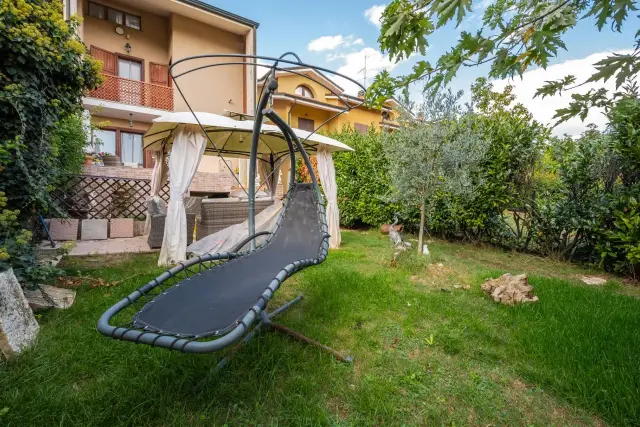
[276,75,330,101]
[170,14,245,115]
[82,0,171,82]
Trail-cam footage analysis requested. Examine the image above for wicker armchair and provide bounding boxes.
[196,198,274,241]
[147,213,196,249]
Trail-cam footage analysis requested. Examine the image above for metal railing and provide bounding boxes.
[88,74,174,111]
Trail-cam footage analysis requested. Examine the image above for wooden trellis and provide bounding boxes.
[53,175,170,220]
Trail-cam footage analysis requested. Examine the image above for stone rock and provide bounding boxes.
[582,276,607,285]
[481,273,538,305]
[0,269,39,359]
[24,285,76,312]
[381,224,403,234]
[81,219,108,240]
[110,218,134,238]
[133,220,146,237]
[48,218,79,241]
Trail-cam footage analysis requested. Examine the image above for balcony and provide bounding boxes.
[88,74,173,111]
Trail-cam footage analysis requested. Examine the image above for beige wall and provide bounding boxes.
[170,14,245,115]
[82,0,170,82]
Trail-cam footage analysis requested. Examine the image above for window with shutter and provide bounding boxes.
[90,46,117,75]
[298,117,315,132]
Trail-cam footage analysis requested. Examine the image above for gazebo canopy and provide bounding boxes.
[143,112,353,159]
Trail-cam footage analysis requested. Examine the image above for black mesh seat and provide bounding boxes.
[132,184,324,337]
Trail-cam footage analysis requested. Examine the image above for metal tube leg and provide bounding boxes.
[270,323,353,363]
[194,294,306,391]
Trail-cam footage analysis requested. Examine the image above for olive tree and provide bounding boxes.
[384,89,487,253]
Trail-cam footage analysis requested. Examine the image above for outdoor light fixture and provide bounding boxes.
[129,114,133,128]
[124,42,131,53]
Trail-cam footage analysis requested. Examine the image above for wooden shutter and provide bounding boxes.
[144,150,155,169]
[149,63,169,86]
[90,46,117,75]
[298,118,315,132]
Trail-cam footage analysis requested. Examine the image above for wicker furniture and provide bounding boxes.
[196,198,274,241]
[147,213,196,249]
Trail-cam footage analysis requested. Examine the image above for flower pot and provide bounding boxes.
[102,154,123,167]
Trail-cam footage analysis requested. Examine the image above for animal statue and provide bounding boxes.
[389,215,411,249]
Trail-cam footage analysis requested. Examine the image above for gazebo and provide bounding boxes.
[142,112,352,265]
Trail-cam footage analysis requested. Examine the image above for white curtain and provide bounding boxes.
[143,150,168,235]
[258,154,283,198]
[158,126,206,266]
[279,157,292,196]
[316,146,341,248]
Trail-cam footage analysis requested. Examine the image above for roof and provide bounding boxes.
[176,0,259,28]
[258,66,344,95]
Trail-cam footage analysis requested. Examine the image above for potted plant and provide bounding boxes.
[101,152,122,167]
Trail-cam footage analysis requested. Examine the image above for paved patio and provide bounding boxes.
[68,236,157,256]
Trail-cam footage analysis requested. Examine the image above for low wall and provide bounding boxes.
[82,165,234,193]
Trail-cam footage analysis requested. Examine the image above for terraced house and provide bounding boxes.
[257,67,403,134]
[63,0,258,187]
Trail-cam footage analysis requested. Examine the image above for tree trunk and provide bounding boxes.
[418,202,426,255]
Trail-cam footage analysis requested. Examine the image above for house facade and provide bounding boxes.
[64,0,258,179]
[257,67,402,134]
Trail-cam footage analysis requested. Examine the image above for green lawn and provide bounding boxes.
[1,231,639,426]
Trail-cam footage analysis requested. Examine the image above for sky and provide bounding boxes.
[207,0,637,136]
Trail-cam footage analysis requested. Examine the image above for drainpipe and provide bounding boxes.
[287,97,297,125]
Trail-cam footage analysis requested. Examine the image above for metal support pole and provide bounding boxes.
[248,76,277,249]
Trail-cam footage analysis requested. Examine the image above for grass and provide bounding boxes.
[1,230,639,426]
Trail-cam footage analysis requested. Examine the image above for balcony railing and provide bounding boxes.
[88,74,173,111]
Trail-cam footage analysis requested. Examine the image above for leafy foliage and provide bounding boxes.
[332,127,402,227]
[369,0,640,124]
[0,0,100,282]
[0,0,101,219]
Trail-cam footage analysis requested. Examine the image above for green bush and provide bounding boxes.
[331,127,403,227]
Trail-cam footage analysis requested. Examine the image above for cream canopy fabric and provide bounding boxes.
[316,146,341,249]
[143,112,353,159]
[158,127,207,266]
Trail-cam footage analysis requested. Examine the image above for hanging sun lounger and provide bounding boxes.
[97,53,364,365]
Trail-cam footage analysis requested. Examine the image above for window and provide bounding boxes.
[88,2,106,19]
[121,132,143,165]
[354,123,368,134]
[118,58,142,81]
[108,8,123,25]
[93,129,116,154]
[125,13,141,30]
[298,117,315,132]
[295,85,314,98]
[382,111,391,121]
[88,2,141,30]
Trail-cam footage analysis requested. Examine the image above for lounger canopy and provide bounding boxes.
[143,111,353,160]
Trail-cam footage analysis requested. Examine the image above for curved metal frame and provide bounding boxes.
[97,53,361,354]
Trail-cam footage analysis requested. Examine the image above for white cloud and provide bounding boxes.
[364,4,386,28]
[308,35,347,52]
[307,34,365,52]
[493,51,633,136]
[332,47,399,95]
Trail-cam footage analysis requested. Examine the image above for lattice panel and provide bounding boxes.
[54,175,170,220]
[88,74,173,111]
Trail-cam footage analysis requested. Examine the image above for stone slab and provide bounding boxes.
[48,218,79,241]
[81,219,108,240]
[0,269,39,359]
[133,220,146,237]
[69,236,155,256]
[24,285,76,312]
[110,218,134,238]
